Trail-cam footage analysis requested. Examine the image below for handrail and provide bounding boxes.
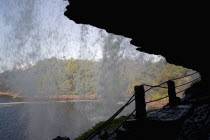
[106,109,136,139]
[171,71,198,81]
[144,72,200,89]
[83,72,200,140]
[84,93,135,140]
[175,77,201,88]
[106,76,201,139]
[146,87,186,104]
[144,84,168,89]
[105,84,194,139]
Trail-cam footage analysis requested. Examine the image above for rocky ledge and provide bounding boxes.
[95,95,209,140]
[53,94,209,140]
[116,95,210,140]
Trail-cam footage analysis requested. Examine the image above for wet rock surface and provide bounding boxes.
[178,104,210,140]
[147,105,192,121]
[116,95,210,140]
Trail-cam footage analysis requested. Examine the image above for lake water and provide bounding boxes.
[0,100,133,140]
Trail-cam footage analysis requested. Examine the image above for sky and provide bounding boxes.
[0,0,161,73]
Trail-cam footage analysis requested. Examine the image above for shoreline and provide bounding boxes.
[0,99,101,105]
[0,92,101,103]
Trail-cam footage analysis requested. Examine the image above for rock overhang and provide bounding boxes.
[64,0,209,89]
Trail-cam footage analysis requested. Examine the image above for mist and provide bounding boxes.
[0,0,197,140]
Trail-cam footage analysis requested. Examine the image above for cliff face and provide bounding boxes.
[64,0,210,92]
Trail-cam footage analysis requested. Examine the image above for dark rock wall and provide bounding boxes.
[178,104,210,140]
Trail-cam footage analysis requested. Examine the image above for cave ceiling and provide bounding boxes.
[64,0,208,78]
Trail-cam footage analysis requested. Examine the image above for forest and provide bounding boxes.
[0,57,195,101]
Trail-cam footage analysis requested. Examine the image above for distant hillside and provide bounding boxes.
[0,57,195,100]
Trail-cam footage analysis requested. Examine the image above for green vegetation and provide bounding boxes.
[150,92,168,101]
[74,109,156,140]
[74,116,126,140]
[0,57,194,98]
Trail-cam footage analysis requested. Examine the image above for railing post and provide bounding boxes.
[167,80,180,105]
[134,85,146,120]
